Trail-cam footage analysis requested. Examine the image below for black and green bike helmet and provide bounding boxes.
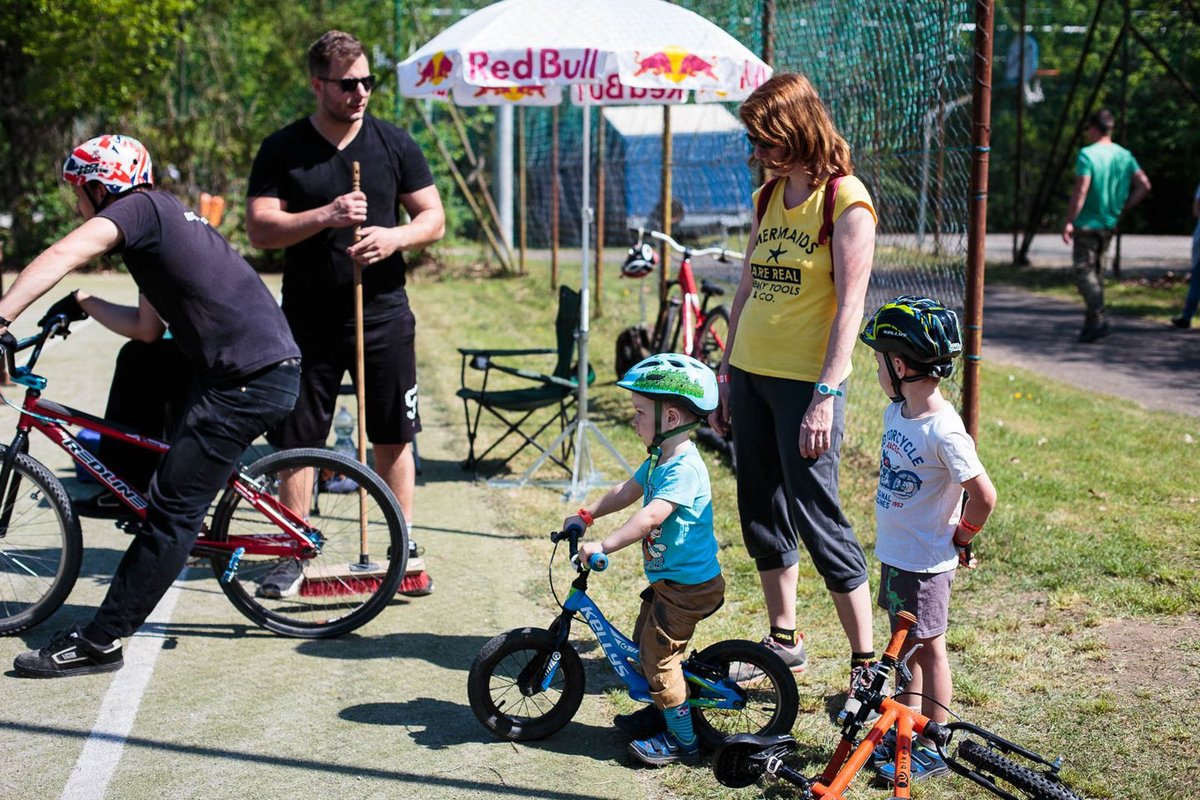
[860,296,962,399]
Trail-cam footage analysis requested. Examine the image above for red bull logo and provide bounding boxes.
[415,51,454,87]
[466,48,601,83]
[472,85,548,103]
[634,46,718,84]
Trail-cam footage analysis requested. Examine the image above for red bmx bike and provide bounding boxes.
[0,314,408,638]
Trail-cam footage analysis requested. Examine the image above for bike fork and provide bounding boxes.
[0,430,31,535]
[517,612,575,695]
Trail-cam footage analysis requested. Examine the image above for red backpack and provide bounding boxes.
[755,173,846,246]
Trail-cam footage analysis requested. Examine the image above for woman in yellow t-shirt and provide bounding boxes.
[710,73,877,689]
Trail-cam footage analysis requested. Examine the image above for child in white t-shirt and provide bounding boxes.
[858,296,998,783]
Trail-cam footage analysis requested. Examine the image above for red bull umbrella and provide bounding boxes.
[398,0,771,498]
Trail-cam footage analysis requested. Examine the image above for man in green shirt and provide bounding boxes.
[1062,109,1152,343]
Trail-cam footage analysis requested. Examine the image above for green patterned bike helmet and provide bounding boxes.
[860,296,962,400]
[617,352,719,416]
[618,353,718,463]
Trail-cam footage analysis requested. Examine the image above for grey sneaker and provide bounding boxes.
[760,635,808,673]
[256,559,303,598]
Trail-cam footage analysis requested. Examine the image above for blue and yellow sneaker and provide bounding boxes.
[628,731,700,767]
[877,743,950,783]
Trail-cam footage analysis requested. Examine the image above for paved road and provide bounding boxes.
[982,285,1199,418]
[985,232,1191,273]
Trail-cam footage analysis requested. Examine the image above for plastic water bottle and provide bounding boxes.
[333,406,356,459]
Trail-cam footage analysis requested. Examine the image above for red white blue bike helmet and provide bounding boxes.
[63,135,154,196]
[621,241,657,279]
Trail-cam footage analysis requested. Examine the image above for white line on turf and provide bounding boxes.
[59,566,188,800]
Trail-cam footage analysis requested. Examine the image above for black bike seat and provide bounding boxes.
[700,279,726,297]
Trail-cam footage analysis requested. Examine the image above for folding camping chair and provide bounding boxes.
[457,285,592,474]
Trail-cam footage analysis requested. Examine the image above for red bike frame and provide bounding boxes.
[642,229,740,357]
[8,390,314,559]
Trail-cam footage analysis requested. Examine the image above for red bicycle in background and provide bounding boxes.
[618,228,743,374]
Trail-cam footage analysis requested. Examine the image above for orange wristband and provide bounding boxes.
[577,508,594,527]
[957,518,983,534]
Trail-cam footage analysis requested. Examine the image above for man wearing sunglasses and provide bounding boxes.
[247,30,445,598]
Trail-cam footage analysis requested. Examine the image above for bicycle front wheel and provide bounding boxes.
[689,639,799,751]
[692,304,730,371]
[957,739,1086,800]
[0,449,82,635]
[467,627,585,741]
[209,448,407,638]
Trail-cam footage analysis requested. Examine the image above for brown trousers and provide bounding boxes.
[632,574,726,708]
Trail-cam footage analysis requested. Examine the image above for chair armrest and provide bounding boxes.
[457,347,555,357]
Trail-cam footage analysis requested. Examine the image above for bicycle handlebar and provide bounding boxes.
[883,610,917,661]
[3,314,71,379]
[631,228,744,263]
[550,523,608,572]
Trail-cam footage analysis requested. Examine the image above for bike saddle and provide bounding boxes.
[713,733,798,788]
[700,279,725,296]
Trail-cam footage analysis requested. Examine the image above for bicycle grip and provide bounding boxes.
[883,610,918,660]
[587,553,608,572]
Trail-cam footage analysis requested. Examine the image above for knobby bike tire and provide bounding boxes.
[0,449,82,635]
[209,448,407,638]
[692,304,730,371]
[467,627,585,742]
[957,739,1086,800]
[689,639,800,751]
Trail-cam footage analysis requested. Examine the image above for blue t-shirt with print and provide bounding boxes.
[633,446,721,585]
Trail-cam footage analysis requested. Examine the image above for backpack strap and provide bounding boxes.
[755,176,782,226]
[816,173,846,247]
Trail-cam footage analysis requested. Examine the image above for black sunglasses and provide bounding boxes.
[319,74,377,92]
[746,134,776,150]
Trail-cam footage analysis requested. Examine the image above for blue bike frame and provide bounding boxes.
[543,578,743,711]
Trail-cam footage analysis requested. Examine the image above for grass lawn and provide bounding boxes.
[413,253,1198,799]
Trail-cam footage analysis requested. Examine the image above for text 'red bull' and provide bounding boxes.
[467,48,601,83]
[577,73,686,104]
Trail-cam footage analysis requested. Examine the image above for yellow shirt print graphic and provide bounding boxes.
[729,174,876,382]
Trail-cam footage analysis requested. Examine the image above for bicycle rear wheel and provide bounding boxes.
[0,450,81,635]
[957,739,1086,800]
[688,639,799,751]
[654,288,684,353]
[209,448,407,638]
[692,305,730,371]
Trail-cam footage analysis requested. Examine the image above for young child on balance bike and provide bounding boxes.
[565,353,724,767]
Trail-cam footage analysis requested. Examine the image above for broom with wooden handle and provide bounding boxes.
[299,161,426,597]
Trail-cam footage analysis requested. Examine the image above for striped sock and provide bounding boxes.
[663,703,697,748]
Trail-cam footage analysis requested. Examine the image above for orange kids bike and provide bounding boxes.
[712,611,1087,800]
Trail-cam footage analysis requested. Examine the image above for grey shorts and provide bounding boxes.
[876,562,955,640]
[729,367,868,593]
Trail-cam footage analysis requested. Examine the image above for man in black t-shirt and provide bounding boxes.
[2,135,300,678]
[248,30,444,598]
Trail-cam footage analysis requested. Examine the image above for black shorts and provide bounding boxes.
[270,307,421,448]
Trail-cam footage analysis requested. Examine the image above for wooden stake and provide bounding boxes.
[351,161,371,563]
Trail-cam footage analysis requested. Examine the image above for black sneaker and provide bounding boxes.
[256,559,304,598]
[615,705,667,738]
[74,491,136,520]
[1171,316,1192,329]
[14,627,123,678]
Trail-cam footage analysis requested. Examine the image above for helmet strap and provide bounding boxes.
[883,355,905,403]
[645,398,701,471]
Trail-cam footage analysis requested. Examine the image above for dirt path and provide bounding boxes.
[982,285,1199,418]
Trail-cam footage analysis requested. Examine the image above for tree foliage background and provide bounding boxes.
[1,0,1197,269]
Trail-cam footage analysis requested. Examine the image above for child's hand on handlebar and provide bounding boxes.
[562,515,586,535]
[578,540,605,568]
